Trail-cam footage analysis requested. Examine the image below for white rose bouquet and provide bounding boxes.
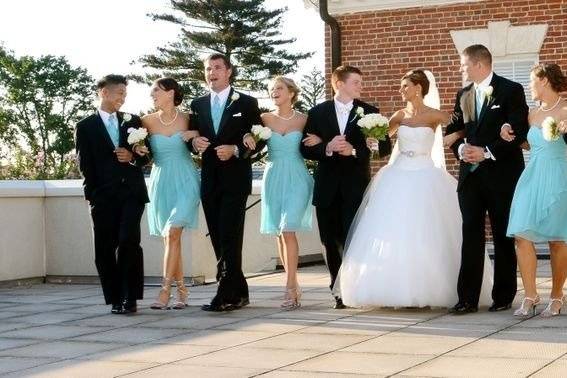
[542,116,560,142]
[357,113,389,159]
[127,127,148,149]
[243,124,272,159]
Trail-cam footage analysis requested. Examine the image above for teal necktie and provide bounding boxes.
[212,95,223,133]
[475,87,483,120]
[107,114,119,147]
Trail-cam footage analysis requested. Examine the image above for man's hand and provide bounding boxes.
[338,141,354,156]
[462,144,485,164]
[500,123,515,142]
[215,145,236,161]
[115,147,133,163]
[193,136,210,153]
[302,133,323,147]
[133,145,149,156]
[327,135,347,152]
[558,120,567,134]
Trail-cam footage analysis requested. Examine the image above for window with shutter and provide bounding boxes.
[493,59,536,163]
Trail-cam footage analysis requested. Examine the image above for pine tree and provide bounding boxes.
[295,66,325,112]
[138,0,312,101]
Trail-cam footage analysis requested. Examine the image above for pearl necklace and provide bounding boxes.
[159,109,179,126]
[539,97,562,112]
[272,110,296,121]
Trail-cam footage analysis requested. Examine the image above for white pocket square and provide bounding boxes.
[491,104,500,109]
[232,112,242,117]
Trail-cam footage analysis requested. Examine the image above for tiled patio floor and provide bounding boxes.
[1,262,566,377]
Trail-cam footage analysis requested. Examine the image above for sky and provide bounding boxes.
[0,0,324,112]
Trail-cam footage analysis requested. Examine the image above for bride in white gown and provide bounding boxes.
[336,70,493,308]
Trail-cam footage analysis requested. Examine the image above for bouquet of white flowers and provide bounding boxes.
[127,127,148,149]
[357,113,389,159]
[243,125,272,159]
[542,116,560,142]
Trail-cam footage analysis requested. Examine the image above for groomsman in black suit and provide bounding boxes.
[446,45,529,314]
[75,75,150,314]
[301,65,391,309]
[188,54,262,312]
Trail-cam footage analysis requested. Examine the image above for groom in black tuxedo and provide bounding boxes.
[446,45,529,314]
[301,65,391,309]
[75,75,150,314]
[188,53,262,312]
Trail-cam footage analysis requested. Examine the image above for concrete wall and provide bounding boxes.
[0,180,323,283]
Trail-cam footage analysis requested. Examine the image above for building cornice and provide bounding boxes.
[304,0,483,15]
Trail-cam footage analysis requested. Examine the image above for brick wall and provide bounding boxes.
[325,0,567,176]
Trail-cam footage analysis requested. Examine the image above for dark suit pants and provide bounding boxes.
[90,195,145,305]
[457,171,517,306]
[202,190,249,304]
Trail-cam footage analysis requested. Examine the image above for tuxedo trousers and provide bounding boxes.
[457,170,517,306]
[90,193,145,305]
[315,190,363,292]
[202,190,249,304]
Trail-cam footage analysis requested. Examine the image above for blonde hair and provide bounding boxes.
[269,76,300,104]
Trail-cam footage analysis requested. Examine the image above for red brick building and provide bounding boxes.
[308,0,567,176]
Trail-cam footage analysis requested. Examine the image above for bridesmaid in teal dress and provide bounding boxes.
[501,63,567,318]
[244,77,316,309]
[138,78,200,310]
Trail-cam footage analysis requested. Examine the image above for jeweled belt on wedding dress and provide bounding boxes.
[400,150,428,158]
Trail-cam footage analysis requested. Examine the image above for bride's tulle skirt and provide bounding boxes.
[336,160,493,308]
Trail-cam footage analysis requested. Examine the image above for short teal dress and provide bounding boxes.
[261,130,313,235]
[507,126,567,242]
[148,131,200,236]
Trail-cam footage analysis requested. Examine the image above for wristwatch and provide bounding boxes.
[234,145,239,158]
[351,148,357,157]
[483,148,491,160]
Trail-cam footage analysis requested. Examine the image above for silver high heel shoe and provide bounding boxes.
[171,279,189,309]
[150,277,173,310]
[513,296,540,317]
[541,297,564,317]
[281,287,301,311]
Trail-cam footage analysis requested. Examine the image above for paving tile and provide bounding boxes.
[128,364,267,377]
[247,332,371,351]
[344,333,474,355]
[153,329,277,347]
[214,317,324,332]
[284,351,430,375]
[262,371,379,378]
[76,343,219,363]
[448,337,567,359]
[0,325,113,340]
[175,346,322,369]
[8,303,77,313]
[12,312,92,325]
[0,323,34,334]
[138,315,239,330]
[3,359,156,377]
[70,327,187,344]
[401,356,551,377]
[532,359,567,377]
[0,356,58,374]
[0,340,126,359]
[0,338,42,352]
[67,313,167,327]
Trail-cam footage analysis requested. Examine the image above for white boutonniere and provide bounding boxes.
[120,112,132,126]
[349,106,365,122]
[482,86,494,102]
[227,92,240,108]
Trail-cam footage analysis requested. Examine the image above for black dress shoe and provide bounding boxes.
[450,302,478,315]
[488,302,512,312]
[111,303,123,314]
[121,300,137,314]
[334,297,346,309]
[235,297,250,308]
[201,301,235,312]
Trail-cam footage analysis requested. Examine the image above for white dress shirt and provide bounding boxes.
[210,86,232,109]
[98,109,117,128]
[334,97,353,135]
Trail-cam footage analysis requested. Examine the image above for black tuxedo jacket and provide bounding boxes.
[300,99,392,207]
[75,111,149,204]
[446,73,529,192]
[189,88,262,196]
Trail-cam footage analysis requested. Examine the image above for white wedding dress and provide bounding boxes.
[336,125,493,308]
